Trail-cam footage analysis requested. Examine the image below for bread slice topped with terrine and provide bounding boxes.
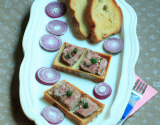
[43,79,105,125]
[53,42,112,82]
[69,0,90,38]
[87,0,123,43]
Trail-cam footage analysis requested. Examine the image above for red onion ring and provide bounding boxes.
[35,67,60,85]
[93,82,112,100]
[39,34,62,52]
[45,2,67,18]
[103,38,124,53]
[41,106,64,124]
[47,20,68,36]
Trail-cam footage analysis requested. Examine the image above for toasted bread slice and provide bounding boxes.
[53,42,112,82]
[87,0,123,43]
[43,79,105,125]
[69,0,90,38]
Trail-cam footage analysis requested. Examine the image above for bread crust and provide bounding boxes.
[68,0,89,39]
[86,0,123,43]
[53,42,112,82]
[69,7,86,39]
[43,80,105,125]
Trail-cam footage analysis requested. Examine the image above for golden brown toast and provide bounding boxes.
[43,79,105,125]
[86,0,123,43]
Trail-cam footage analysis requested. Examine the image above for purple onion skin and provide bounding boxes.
[45,2,67,18]
[40,44,59,52]
[93,88,110,100]
[41,114,64,125]
[35,67,60,85]
[103,38,124,54]
[47,20,68,36]
[35,72,55,85]
[39,34,62,52]
[41,106,64,124]
[93,83,112,100]
[40,43,61,52]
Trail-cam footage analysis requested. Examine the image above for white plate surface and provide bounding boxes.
[19,0,139,125]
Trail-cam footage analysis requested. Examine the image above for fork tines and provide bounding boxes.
[132,79,148,97]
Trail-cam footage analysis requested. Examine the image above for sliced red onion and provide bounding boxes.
[40,34,62,52]
[35,67,60,85]
[103,38,124,53]
[47,20,68,36]
[45,2,67,18]
[93,82,112,100]
[41,106,64,124]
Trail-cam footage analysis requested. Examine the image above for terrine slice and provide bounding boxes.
[62,43,84,66]
[48,80,81,111]
[80,50,108,75]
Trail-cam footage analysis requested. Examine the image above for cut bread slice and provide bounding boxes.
[69,0,90,38]
[87,0,123,43]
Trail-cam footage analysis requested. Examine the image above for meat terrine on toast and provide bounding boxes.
[53,42,112,82]
[43,79,105,125]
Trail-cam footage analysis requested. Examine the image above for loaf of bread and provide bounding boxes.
[69,0,90,38]
[86,0,123,43]
[43,79,105,125]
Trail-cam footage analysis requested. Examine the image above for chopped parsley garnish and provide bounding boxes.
[66,53,72,59]
[83,62,90,67]
[100,57,103,60]
[83,103,89,109]
[73,48,77,54]
[90,57,98,64]
[80,99,84,103]
[67,90,72,97]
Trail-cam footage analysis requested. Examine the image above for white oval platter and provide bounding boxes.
[19,0,139,125]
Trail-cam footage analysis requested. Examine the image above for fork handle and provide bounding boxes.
[117,103,133,125]
[122,103,133,118]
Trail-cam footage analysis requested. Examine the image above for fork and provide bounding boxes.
[117,79,148,125]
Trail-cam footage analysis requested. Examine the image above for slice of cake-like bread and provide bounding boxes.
[87,0,123,43]
[69,0,90,38]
